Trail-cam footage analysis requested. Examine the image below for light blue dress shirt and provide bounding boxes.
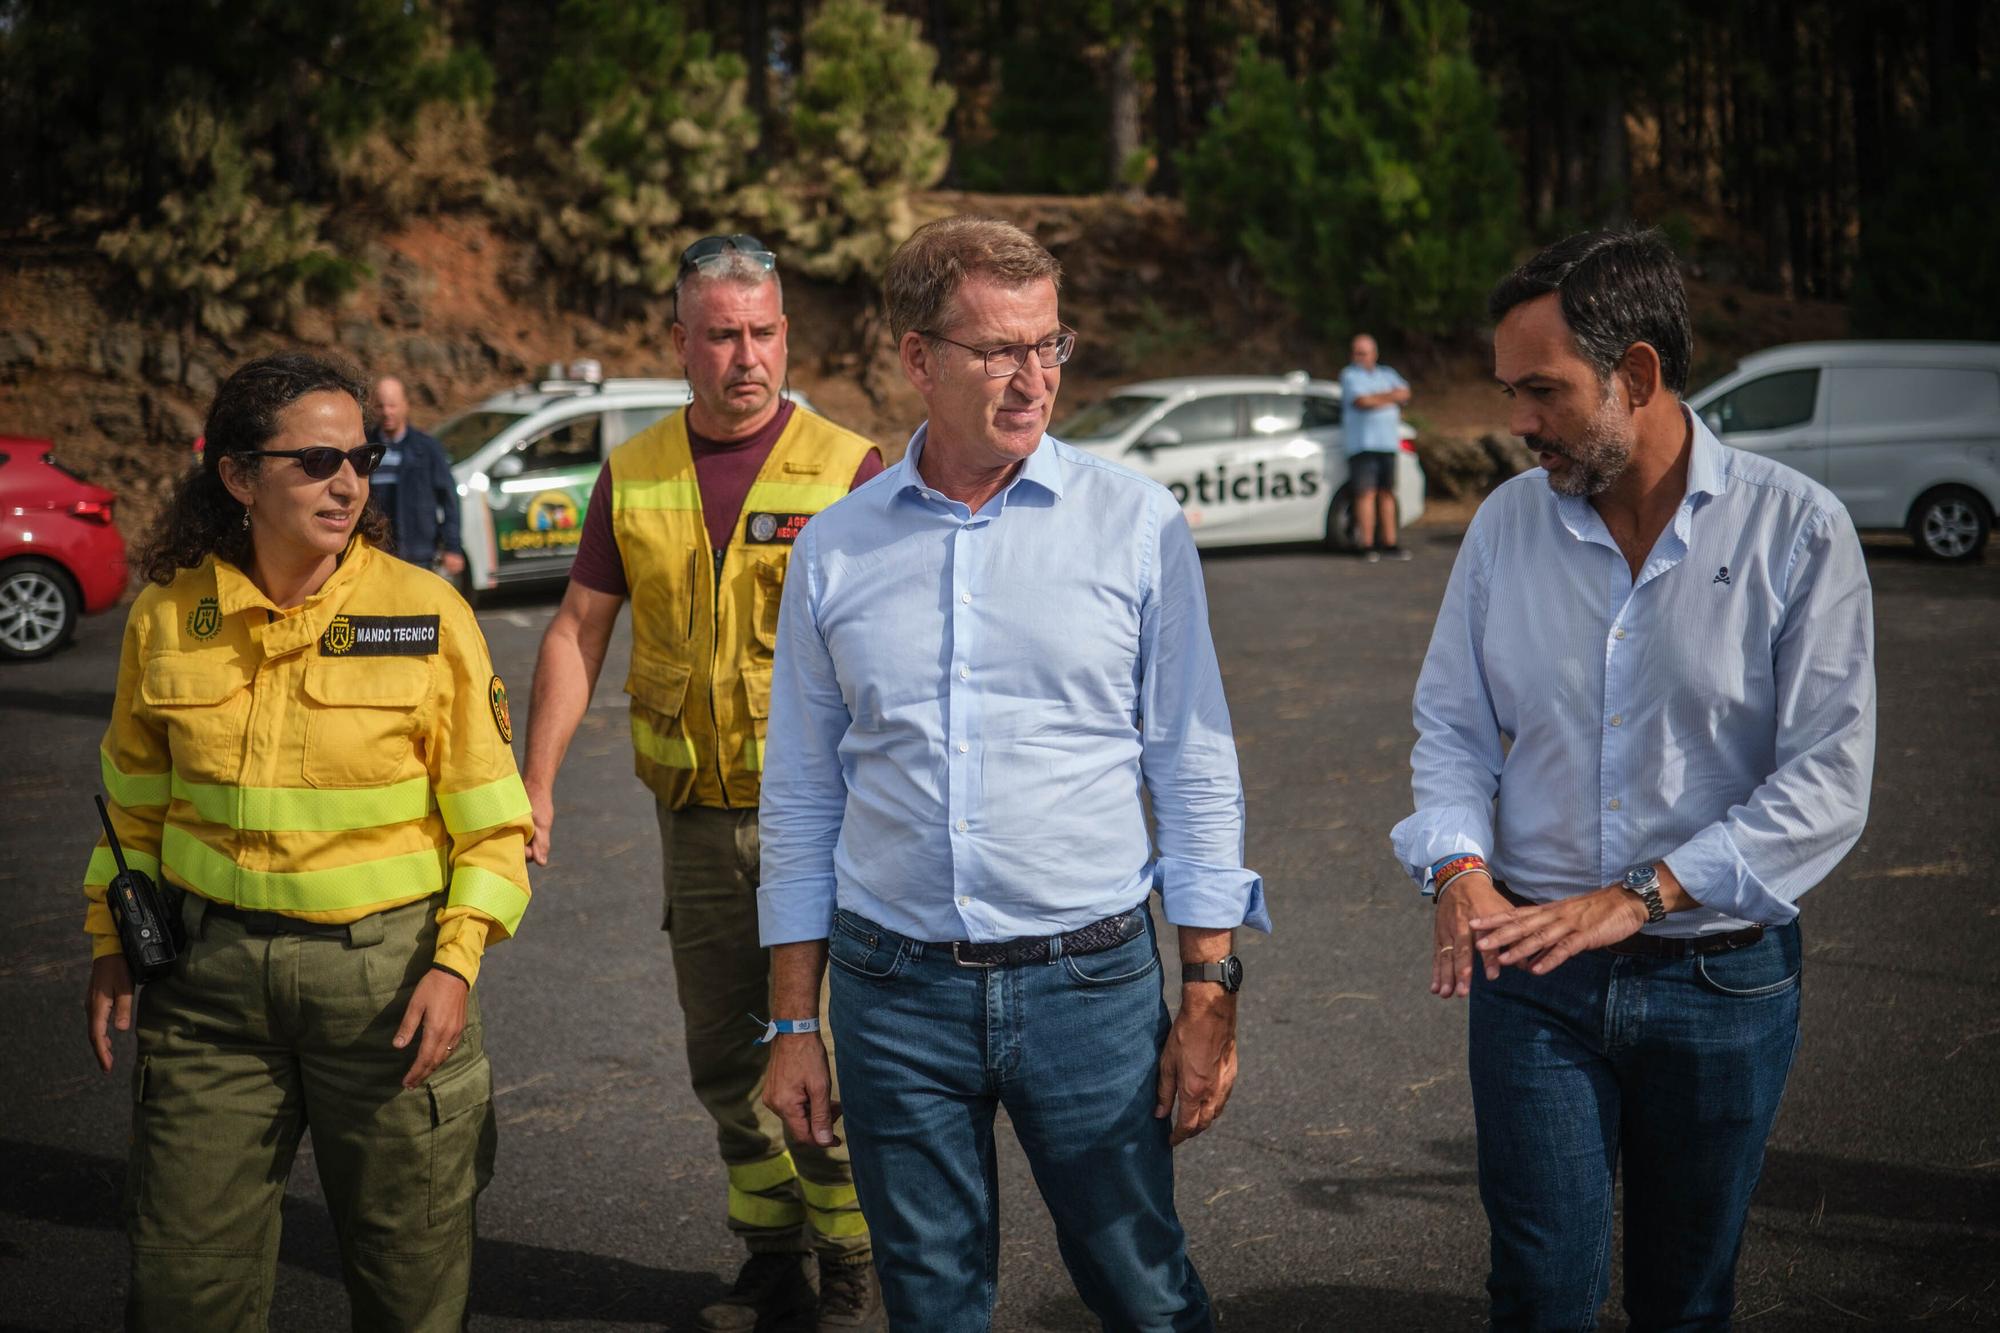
[758,427,1269,948]
[1390,410,1875,937]
[1337,364,1409,454]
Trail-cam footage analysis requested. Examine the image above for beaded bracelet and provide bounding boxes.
[1427,854,1487,902]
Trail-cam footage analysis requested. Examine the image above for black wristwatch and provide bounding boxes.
[1622,864,1667,924]
[1183,956,1243,993]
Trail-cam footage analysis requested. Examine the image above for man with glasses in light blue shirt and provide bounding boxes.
[757,216,1268,1331]
[1392,228,1875,1330]
[1337,333,1413,561]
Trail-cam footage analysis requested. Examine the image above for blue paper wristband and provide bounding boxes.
[749,1013,822,1045]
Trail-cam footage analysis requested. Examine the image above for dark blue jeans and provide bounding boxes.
[826,907,1213,1333]
[1468,923,1803,1332]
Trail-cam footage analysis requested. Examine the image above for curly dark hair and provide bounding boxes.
[141,351,392,585]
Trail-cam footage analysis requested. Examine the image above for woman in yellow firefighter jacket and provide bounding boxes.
[80,352,533,1331]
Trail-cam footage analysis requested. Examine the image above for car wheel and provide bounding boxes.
[1909,486,1990,561]
[0,557,81,661]
[1323,486,1360,552]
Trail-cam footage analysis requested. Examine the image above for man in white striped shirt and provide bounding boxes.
[1392,228,1875,1330]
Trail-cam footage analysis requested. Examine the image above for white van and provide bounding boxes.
[436,375,820,601]
[1687,342,2000,560]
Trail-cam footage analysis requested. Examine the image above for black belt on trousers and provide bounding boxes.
[201,898,356,940]
[949,905,1148,968]
[1495,882,1764,959]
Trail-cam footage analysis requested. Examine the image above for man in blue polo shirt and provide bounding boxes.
[1338,334,1413,561]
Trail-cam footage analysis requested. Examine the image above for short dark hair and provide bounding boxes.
[1487,228,1692,395]
[141,351,386,584]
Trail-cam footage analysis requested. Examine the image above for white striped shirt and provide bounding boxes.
[1391,410,1875,936]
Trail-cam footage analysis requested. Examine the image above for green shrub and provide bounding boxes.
[96,103,358,340]
[779,0,955,281]
[1181,0,1518,341]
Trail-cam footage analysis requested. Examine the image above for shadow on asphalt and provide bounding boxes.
[0,686,115,719]
[0,1138,726,1327]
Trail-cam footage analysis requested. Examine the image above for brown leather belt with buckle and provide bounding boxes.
[949,905,1148,968]
[1497,883,1764,958]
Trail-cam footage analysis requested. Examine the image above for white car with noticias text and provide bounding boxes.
[1051,373,1425,549]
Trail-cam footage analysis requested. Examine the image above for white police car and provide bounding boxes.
[1051,372,1424,549]
[436,365,820,601]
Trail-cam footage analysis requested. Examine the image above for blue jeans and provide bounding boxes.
[1468,923,1803,1332]
[826,907,1212,1333]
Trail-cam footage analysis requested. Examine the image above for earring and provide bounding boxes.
[241,509,251,530]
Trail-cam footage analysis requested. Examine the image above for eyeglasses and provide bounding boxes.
[919,326,1077,379]
[677,234,777,281]
[245,443,388,480]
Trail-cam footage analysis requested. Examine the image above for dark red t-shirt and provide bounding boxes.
[568,400,885,597]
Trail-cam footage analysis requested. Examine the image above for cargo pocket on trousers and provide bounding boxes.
[425,1053,495,1225]
[124,1056,153,1227]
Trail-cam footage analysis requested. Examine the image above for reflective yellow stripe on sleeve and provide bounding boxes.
[446,865,531,937]
[728,1187,806,1230]
[741,737,764,772]
[436,774,532,836]
[633,715,700,769]
[613,478,702,511]
[163,825,446,912]
[172,772,433,832]
[100,750,169,809]
[743,481,849,513]
[86,844,161,886]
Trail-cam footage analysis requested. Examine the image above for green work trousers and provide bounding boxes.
[656,801,866,1260]
[125,892,495,1332]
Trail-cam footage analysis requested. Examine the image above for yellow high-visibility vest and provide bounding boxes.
[609,406,878,810]
[84,540,533,985]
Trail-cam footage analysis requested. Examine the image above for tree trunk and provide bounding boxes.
[1275,0,1300,78]
[1595,85,1629,224]
[1150,2,1183,196]
[1185,0,1219,131]
[1107,25,1143,195]
[743,0,770,136]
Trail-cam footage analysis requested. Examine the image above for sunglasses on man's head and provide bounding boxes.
[245,443,388,480]
[677,234,776,280]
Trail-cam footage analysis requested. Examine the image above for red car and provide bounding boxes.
[0,437,128,660]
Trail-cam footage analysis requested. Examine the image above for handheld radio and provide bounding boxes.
[94,796,180,983]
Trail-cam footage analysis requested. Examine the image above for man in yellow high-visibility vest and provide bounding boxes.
[522,235,883,1332]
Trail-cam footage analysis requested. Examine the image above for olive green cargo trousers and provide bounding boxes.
[656,802,867,1260]
[125,892,494,1332]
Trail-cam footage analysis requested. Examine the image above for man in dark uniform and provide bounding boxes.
[368,375,466,577]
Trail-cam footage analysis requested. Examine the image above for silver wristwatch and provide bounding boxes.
[1622,865,1667,924]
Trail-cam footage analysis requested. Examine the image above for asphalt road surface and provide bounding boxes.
[3,524,1996,1331]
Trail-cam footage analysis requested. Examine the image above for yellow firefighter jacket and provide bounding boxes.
[83,539,532,985]
[610,406,878,810]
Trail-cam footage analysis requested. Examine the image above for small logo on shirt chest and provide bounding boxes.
[1712,566,1732,585]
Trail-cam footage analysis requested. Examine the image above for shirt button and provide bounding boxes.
[959,666,969,680]
[957,742,969,753]
[1614,629,1627,640]
[1609,715,1623,727]
[1608,798,1622,811]
[958,896,971,907]
[960,592,972,604]
[956,818,969,832]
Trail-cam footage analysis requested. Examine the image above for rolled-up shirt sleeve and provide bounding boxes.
[1138,502,1270,933]
[757,522,849,946]
[1664,504,1876,923]
[1390,516,1503,889]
